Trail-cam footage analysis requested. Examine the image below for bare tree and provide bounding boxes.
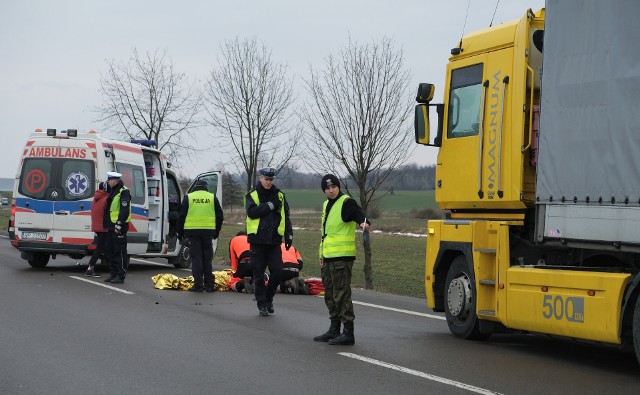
[301,37,414,289]
[95,48,202,162]
[204,37,298,192]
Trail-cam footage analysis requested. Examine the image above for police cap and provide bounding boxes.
[194,179,208,188]
[258,167,277,179]
[107,171,122,180]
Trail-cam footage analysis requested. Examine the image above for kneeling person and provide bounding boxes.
[229,231,253,293]
[280,243,307,294]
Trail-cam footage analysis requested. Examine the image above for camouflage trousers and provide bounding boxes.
[321,259,355,323]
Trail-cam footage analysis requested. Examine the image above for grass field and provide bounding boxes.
[1,189,435,299]
[215,222,427,299]
[283,189,437,213]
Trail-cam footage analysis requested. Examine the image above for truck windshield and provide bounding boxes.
[447,64,483,138]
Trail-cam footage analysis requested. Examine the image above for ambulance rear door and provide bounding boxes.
[51,137,98,247]
[107,141,149,254]
[14,137,60,244]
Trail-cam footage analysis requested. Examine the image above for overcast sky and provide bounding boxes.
[0,0,544,179]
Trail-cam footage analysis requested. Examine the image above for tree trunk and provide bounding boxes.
[363,236,373,289]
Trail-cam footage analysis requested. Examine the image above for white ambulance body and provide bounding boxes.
[9,128,221,268]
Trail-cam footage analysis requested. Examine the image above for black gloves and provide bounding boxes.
[213,230,219,240]
[285,236,292,250]
[176,232,183,241]
[269,197,280,211]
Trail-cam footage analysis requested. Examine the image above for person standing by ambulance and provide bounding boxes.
[177,179,224,293]
[103,172,131,284]
[245,167,293,316]
[85,181,109,277]
[314,174,369,345]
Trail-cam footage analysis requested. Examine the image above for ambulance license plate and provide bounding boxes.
[21,232,48,240]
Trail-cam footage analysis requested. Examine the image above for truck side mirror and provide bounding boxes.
[414,83,442,147]
[415,104,431,145]
[416,83,435,103]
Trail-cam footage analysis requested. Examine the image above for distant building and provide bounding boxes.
[0,178,14,193]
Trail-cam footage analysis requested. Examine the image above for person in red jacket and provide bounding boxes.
[228,231,254,293]
[86,181,109,277]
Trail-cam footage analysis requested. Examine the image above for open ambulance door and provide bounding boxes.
[109,142,148,255]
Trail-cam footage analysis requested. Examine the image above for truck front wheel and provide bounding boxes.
[633,295,640,366]
[444,255,487,340]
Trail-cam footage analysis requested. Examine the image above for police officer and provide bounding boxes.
[314,174,370,345]
[103,172,131,284]
[245,167,293,316]
[177,179,224,293]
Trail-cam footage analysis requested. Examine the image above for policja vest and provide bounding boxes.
[245,190,285,236]
[320,194,357,258]
[184,190,217,230]
[109,186,132,223]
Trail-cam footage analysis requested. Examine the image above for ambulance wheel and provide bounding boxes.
[633,295,640,366]
[28,253,50,268]
[444,255,488,340]
[170,244,191,269]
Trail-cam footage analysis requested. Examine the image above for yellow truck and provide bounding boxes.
[415,0,640,364]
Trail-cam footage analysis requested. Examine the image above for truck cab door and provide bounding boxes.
[438,48,520,211]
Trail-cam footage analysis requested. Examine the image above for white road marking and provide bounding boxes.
[0,235,8,238]
[129,257,191,271]
[69,276,135,294]
[339,353,503,395]
[352,300,446,320]
[129,257,170,266]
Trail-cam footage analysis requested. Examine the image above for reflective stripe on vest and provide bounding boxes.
[245,190,285,236]
[184,190,217,230]
[109,186,131,223]
[320,195,356,258]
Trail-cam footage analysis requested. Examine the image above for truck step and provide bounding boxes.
[474,248,496,254]
[479,279,496,286]
[478,310,496,317]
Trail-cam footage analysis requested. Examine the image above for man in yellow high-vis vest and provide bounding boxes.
[103,171,131,284]
[245,167,293,316]
[177,179,224,293]
[314,174,370,345]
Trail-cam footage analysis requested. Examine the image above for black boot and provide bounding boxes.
[313,320,341,342]
[328,321,355,345]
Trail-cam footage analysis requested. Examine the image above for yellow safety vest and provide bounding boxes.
[245,190,285,236]
[320,194,356,258]
[184,190,217,230]
[109,186,132,223]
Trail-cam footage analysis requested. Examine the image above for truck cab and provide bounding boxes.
[415,2,640,366]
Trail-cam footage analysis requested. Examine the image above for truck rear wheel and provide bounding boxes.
[633,295,640,366]
[444,255,488,340]
[169,244,191,269]
[28,253,50,268]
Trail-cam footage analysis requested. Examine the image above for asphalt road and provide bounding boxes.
[1,234,639,394]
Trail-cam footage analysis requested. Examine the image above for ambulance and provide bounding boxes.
[9,128,221,268]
